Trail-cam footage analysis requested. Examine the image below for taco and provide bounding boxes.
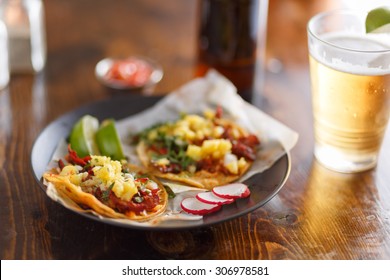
[43,145,168,221]
[134,107,260,190]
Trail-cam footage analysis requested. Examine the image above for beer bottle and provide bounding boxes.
[196,0,267,102]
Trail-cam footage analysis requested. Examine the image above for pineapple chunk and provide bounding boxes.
[225,161,238,174]
[154,157,170,166]
[238,157,247,171]
[91,156,122,182]
[203,109,215,120]
[212,126,224,138]
[147,130,158,141]
[201,139,232,159]
[112,180,137,202]
[224,153,239,174]
[186,145,202,161]
[173,122,195,141]
[93,165,113,183]
[69,174,85,185]
[187,139,232,161]
[185,115,205,130]
[90,155,111,167]
[60,165,79,176]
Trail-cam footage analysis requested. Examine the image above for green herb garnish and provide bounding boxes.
[164,185,176,199]
[133,196,144,203]
[151,132,195,171]
[101,182,114,201]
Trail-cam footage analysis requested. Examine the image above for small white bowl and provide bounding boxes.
[95,56,163,90]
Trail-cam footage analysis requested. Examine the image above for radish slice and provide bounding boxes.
[196,192,234,205]
[212,183,251,199]
[181,197,222,215]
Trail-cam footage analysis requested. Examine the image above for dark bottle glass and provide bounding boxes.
[196,0,266,102]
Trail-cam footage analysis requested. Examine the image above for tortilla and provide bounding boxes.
[43,160,168,222]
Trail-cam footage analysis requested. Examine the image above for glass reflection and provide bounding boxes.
[301,159,385,259]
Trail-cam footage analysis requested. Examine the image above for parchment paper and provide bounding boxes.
[45,70,299,227]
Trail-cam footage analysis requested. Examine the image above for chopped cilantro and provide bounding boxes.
[101,182,114,201]
[133,196,144,203]
[135,122,196,172]
[164,185,176,199]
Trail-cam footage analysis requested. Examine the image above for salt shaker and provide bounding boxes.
[0,0,46,73]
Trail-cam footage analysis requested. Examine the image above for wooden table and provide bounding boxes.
[1,0,390,260]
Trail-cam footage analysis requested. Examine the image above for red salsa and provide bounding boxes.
[105,57,153,87]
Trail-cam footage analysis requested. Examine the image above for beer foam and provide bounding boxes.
[310,32,390,75]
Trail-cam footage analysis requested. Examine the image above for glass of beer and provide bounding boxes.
[307,10,390,173]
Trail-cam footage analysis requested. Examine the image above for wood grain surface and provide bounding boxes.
[1,0,390,260]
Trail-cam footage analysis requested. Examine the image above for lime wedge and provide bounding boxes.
[95,119,125,160]
[69,115,100,157]
[366,7,390,33]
